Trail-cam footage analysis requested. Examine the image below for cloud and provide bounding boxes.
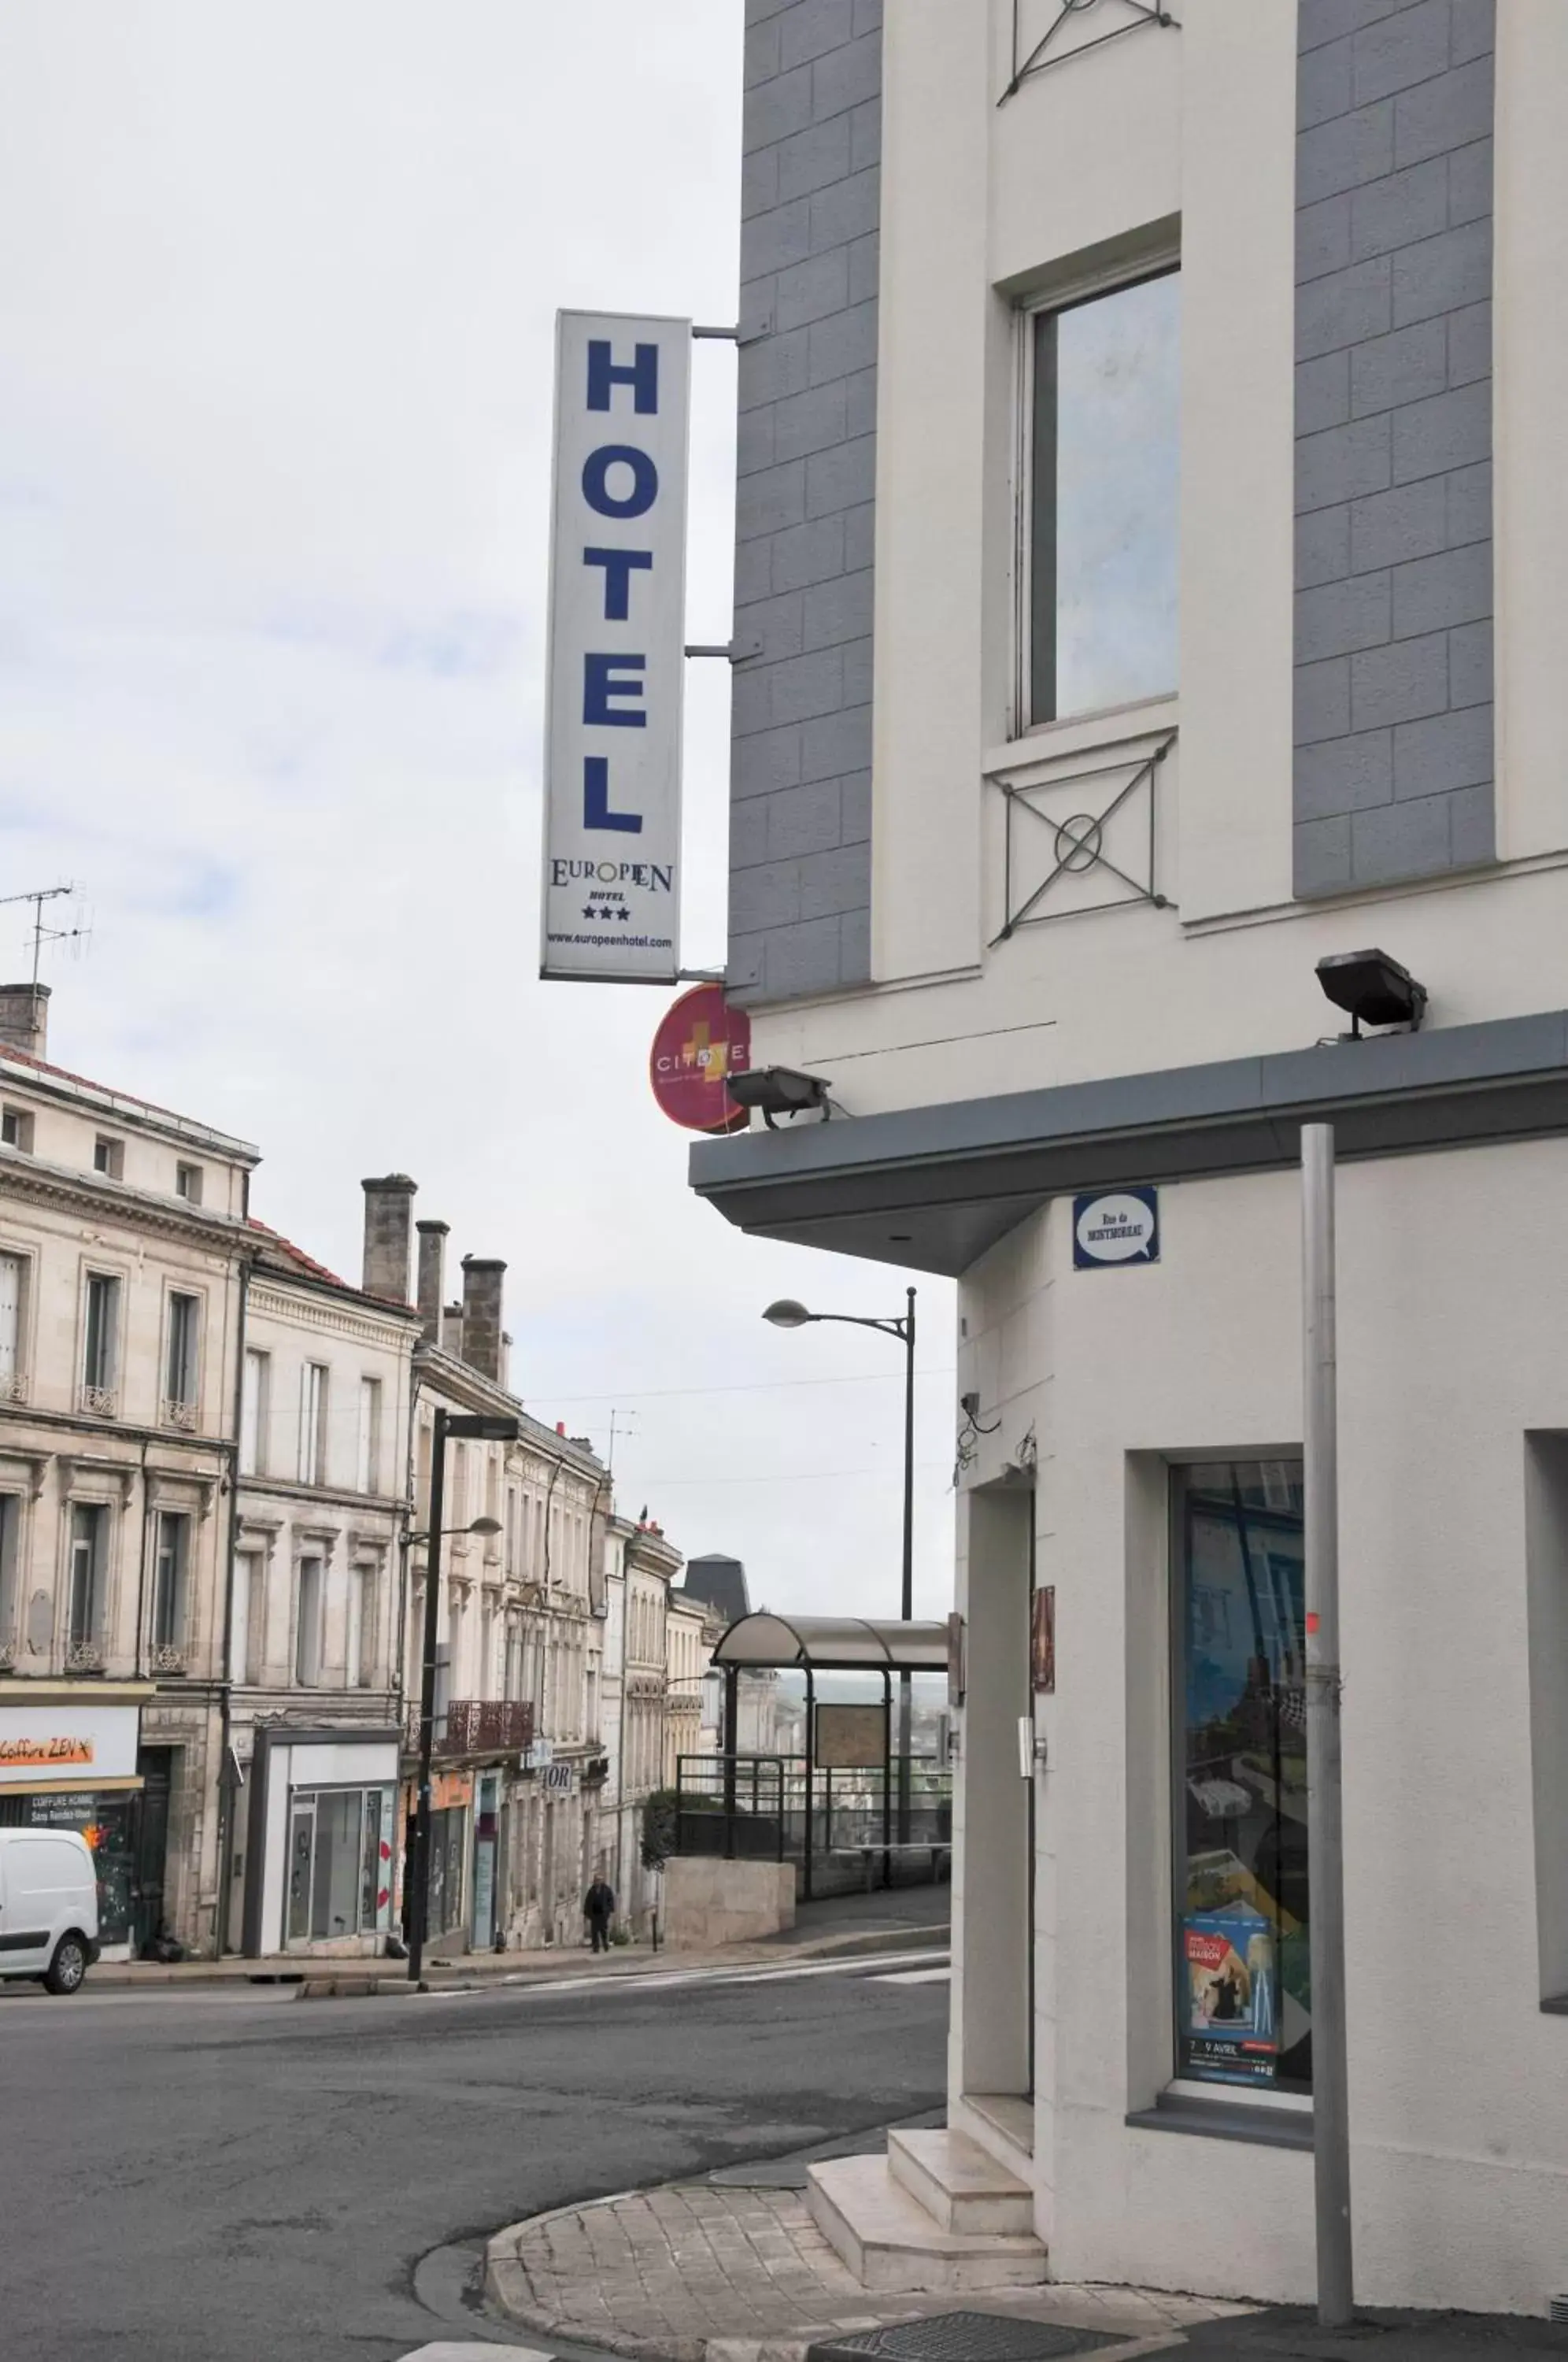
[0,0,957,1620]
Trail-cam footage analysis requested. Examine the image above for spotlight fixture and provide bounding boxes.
[727,1064,832,1127]
[1315,948,1428,1038]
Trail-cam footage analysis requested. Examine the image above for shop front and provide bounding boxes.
[241,1723,399,1958]
[0,1682,152,1960]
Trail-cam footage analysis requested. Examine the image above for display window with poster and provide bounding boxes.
[1171,1461,1310,2095]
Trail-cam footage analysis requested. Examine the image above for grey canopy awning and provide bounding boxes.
[711,1612,949,1674]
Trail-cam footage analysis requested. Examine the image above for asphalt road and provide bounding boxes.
[0,1949,948,2362]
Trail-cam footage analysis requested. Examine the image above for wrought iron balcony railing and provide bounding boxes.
[402,1697,535,1757]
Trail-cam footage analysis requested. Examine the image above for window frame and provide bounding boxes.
[174,1160,204,1205]
[356,1375,382,1497]
[0,1249,31,1395]
[163,1289,202,1417]
[229,1548,260,1685]
[1015,246,1182,740]
[1,1105,34,1153]
[150,1509,191,1658]
[68,1501,108,1650]
[298,1363,328,1487]
[80,1268,124,1409]
[294,1554,324,1686]
[93,1135,124,1179]
[240,1348,268,1477]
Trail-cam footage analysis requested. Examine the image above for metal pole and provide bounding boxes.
[406,1406,448,1986]
[1303,1124,1353,2327]
[723,1664,738,1860]
[898,1287,915,1843]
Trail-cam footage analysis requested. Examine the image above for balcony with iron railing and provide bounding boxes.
[401,1697,534,1758]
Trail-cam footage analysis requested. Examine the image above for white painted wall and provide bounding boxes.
[953,1141,1568,2311]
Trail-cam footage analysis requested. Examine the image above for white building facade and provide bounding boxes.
[597,1512,683,1935]
[230,1199,420,1958]
[692,0,1568,2317]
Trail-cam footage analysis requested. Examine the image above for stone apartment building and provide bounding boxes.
[228,1200,420,1957]
[0,982,256,1957]
[597,1508,684,1934]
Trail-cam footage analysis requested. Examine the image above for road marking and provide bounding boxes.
[420,1947,952,2004]
[871,1965,951,1985]
[397,2345,555,2360]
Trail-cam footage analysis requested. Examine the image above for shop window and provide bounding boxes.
[1027,265,1179,727]
[285,1785,394,1943]
[150,1512,190,1660]
[1172,1460,1310,2096]
[1524,1435,1568,2009]
[68,1502,106,1652]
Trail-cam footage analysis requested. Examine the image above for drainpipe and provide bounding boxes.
[214,1252,251,1957]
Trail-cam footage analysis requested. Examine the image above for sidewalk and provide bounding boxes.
[79,1883,951,1995]
[485,2157,1568,2362]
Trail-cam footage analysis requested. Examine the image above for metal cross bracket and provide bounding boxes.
[1000,0,1178,105]
[992,731,1175,944]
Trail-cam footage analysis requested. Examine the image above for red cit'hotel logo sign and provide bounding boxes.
[649,983,752,1135]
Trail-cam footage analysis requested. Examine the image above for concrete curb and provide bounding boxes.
[85,1917,951,2000]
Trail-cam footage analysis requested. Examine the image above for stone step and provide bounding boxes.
[805,2156,1048,2295]
[886,2127,1034,2236]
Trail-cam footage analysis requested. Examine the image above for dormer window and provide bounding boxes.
[1,1106,33,1153]
[94,1136,124,1179]
[175,1161,203,1205]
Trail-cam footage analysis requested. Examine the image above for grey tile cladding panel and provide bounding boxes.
[731,0,878,1001]
[1293,0,1494,898]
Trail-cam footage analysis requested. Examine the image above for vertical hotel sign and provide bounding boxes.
[542,311,691,982]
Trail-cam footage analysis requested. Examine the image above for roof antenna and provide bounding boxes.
[0,883,89,983]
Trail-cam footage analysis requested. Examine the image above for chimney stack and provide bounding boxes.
[460,1256,507,1385]
[443,1301,464,1357]
[0,983,50,1062]
[416,1219,449,1346]
[360,1175,416,1303]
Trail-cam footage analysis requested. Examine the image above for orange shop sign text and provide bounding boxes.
[0,1736,94,1771]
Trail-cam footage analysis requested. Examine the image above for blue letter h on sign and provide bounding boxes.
[587,340,659,415]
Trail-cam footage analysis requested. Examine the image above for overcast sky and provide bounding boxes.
[0,2,956,1619]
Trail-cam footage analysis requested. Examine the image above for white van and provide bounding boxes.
[0,1828,101,1993]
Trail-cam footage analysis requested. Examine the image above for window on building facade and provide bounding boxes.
[480,1592,495,1700]
[81,1272,120,1411]
[174,1159,203,1204]
[164,1292,200,1418]
[346,1562,374,1688]
[151,1512,190,1656]
[1172,1460,1309,2097]
[229,1550,257,1684]
[505,1615,522,1702]
[240,1349,268,1475]
[93,1135,124,1178]
[505,1485,520,1577]
[68,1503,106,1649]
[1029,266,1179,727]
[294,1556,324,1685]
[356,1376,381,1496]
[298,1364,327,1486]
[1,1105,34,1153]
[0,1252,26,1391]
[0,1494,19,1652]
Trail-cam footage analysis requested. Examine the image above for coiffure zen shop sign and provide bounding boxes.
[542,312,691,983]
[0,1705,139,1787]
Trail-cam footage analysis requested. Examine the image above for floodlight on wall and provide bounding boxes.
[1315,948,1428,1038]
[727,1065,832,1127]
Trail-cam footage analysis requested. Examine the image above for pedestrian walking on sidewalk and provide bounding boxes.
[584,1877,616,1954]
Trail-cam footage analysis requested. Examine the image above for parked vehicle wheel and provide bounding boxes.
[43,1934,89,1995]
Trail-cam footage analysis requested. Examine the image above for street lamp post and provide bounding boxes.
[405,1408,519,1986]
[763,1289,916,1843]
